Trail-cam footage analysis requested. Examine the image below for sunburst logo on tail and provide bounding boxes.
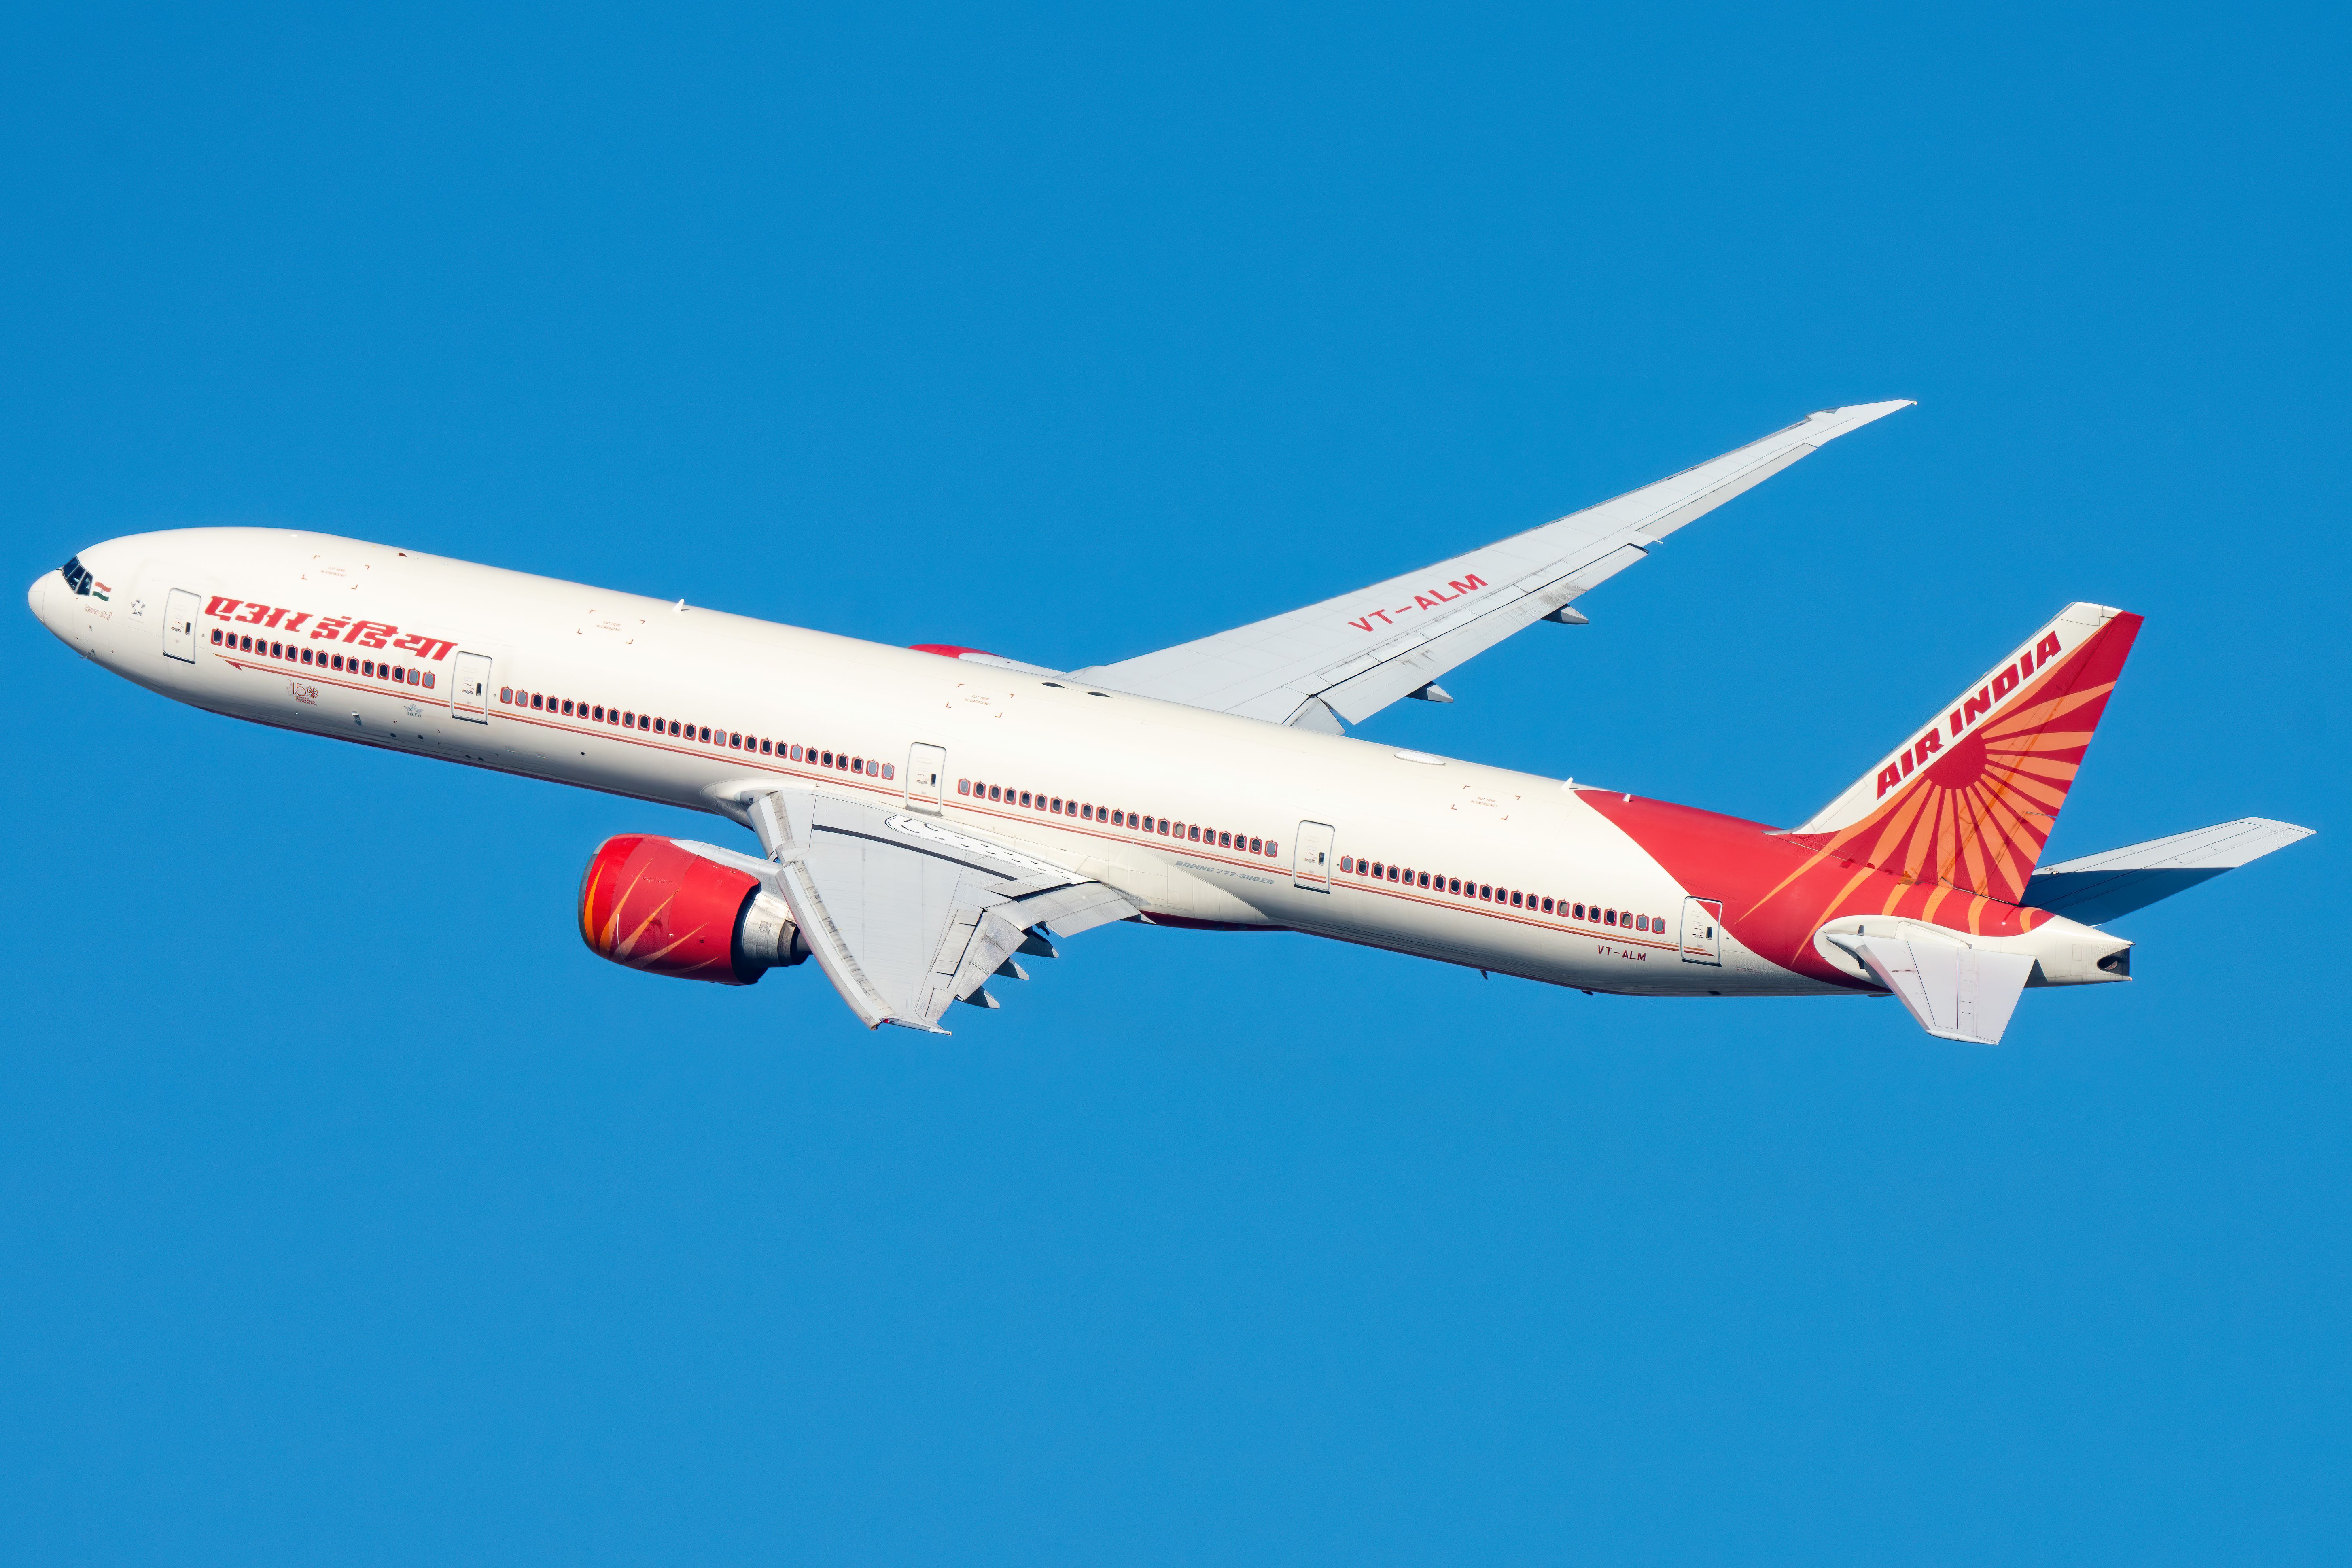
[1786,603,2143,908]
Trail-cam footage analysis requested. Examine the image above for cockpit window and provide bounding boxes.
[59,555,93,596]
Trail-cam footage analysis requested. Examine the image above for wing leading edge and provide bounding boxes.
[1070,401,1912,730]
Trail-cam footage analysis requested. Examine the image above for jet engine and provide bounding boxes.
[578,834,808,985]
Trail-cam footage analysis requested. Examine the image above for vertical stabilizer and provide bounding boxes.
[1790,603,2143,904]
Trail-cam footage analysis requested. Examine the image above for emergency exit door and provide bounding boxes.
[1680,897,1723,965]
[451,651,493,724]
[1292,821,1336,892]
[163,589,199,663]
[904,743,947,813]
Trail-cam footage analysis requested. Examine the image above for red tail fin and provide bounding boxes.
[1788,603,2143,904]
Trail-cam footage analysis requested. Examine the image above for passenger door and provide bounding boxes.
[1680,897,1723,965]
[904,743,947,813]
[1292,821,1336,892]
[163,589,199,664]
[451,651,493,724]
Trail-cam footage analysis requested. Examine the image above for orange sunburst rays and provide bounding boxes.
[598,864,705,965]
[1794,677,2111,910]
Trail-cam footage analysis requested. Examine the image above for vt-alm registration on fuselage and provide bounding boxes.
[29,403,2312,1042]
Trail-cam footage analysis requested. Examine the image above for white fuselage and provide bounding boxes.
[31,528,2097,1001]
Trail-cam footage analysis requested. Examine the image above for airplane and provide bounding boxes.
[27,402,2312,1043]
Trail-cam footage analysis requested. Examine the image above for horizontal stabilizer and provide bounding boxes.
[1824,932,2037,1045]
[2026,817,2314,925]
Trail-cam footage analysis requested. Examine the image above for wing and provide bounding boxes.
[731,789,1141,1031]
[2025,817,2315,925]
[1069,401,1911,730]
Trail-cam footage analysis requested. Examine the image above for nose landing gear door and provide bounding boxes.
[1680,897,1723,965]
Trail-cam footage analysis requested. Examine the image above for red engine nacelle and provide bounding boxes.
[578,834,808,985]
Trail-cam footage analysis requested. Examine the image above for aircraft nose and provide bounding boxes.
[27,570,53,628]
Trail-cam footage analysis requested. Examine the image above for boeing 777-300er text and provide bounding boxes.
[28,403,2312,1042]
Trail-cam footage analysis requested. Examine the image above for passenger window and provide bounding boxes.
[423,673,435,689]
[988,785,1001,801]
[210,629,222,645]
[1509,890,1521,906]
[1341,857,1354,873]
[1604,909,1616,925]
[1479,885,1492,900]
[1266,841,1278,857]
[1418,871,1429,887]
[882,763,894,779]
[959,779,971,794]
[334,655,346,671]
[1250,837,1262,854]
[1191,825,1203,841]
[1110,810,1123,825]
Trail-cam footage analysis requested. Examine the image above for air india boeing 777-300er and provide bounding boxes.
[29,402,2312,1042]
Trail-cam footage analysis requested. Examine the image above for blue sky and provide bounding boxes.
[4,3,2346,1562]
